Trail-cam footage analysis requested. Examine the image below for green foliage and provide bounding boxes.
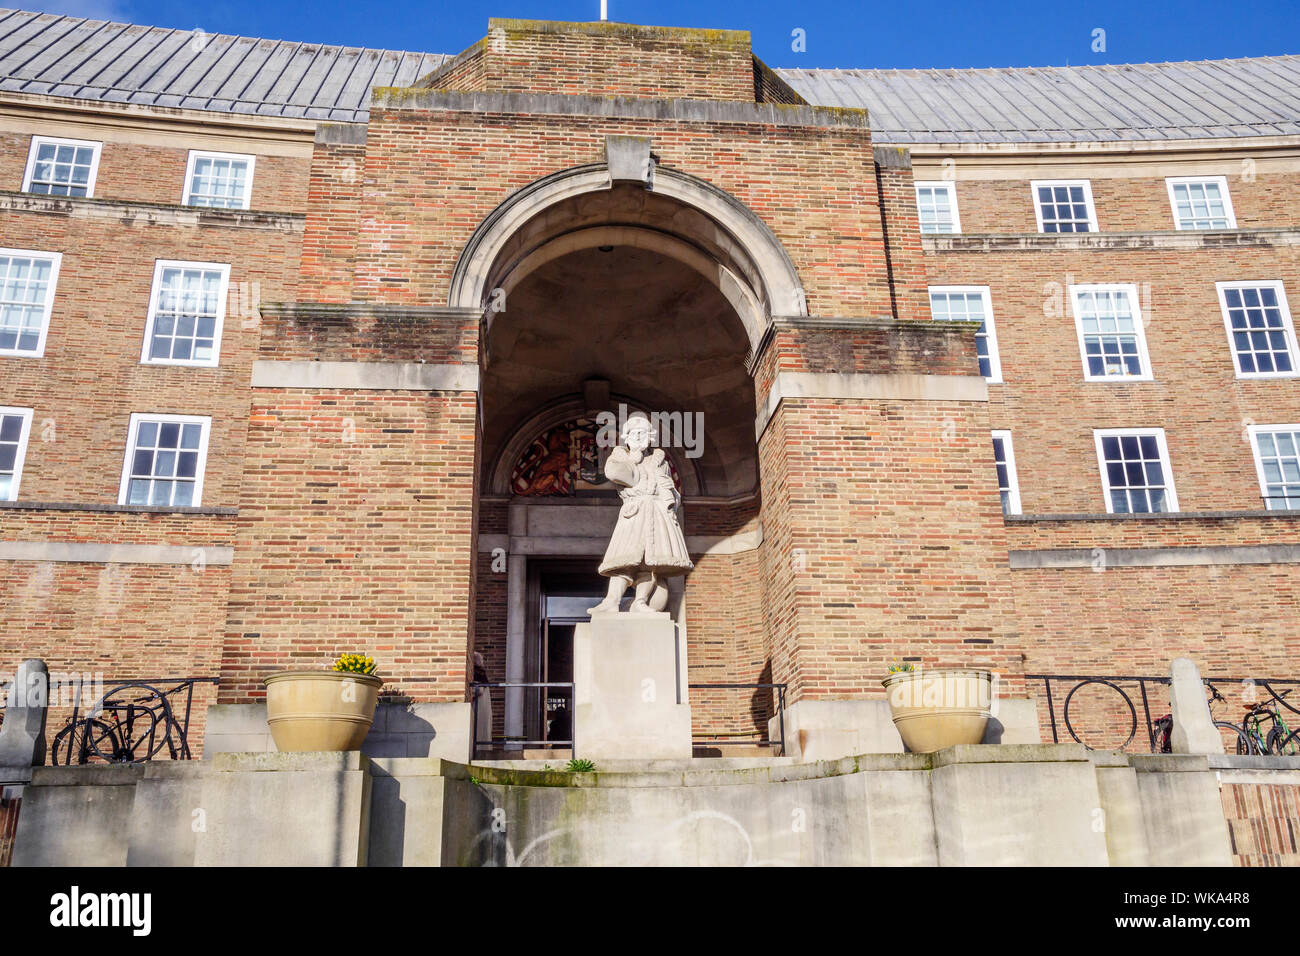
[887,661,916,674]
[332,653,378,676]
[566,758,596,772]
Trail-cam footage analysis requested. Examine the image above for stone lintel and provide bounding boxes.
[370,88,869,130]
[250,359,480,392]
[927,227,1300,253]
[756,371,989,440]
[1009,543,1300,569]
[0,189,304,231]
[0,541,233,565]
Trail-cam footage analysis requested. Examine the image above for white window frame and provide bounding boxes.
[991,429,1022,515]
[1247,424,1300,511]
[0,247,62,358]
[21,135,102,198]
[140,260,231,368]
[928,285,1002,383]
[0,405,34,501]
[117,413,212,507]
[1165,175,1236,230]
[1216,280,1299,380]
[1030,179,1099,233]
[181,150,256,210]
[1093,427,1179,514]
[913,180,961,234]
[1069,283,1154,382]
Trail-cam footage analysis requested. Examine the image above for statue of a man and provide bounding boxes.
[590,412,693,614]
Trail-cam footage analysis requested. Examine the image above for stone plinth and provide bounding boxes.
[574,613,692,760]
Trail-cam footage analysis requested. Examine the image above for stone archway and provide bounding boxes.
[464,153,799,750]
[449,157,809,353]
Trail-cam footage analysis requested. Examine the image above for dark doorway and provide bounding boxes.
[524,559,606,746]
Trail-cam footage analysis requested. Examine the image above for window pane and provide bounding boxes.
[186,155,252,209]
[1255,429,1300,510]
[1100,431,1172,513]
[27,139,96,197]
[146,265,225,364]
[125,418,205,507]
[1223,284,1295,376]
[1037,183,1092,232]
[0,254,56,355]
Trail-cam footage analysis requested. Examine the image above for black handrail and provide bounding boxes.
[469,681,575,759]
[53,677,218,765]
[688,682,788,756]
[1027,673,1300,753]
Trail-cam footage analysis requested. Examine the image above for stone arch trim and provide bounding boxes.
[449,163,808,350]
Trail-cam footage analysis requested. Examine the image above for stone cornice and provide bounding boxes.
[0,500,237,516]
[746,315,979,377]
[0,190,303,232]
[898,134,1300,158]
[0,90,318,140]
[259,302,480,321]
[250,359,479,392]
[755,370,988,441]
[1008,510,1299,522]
[0,541,234,565]
[1010,543,1300,569]
[925,227,1300,254]
[370,88,869,130]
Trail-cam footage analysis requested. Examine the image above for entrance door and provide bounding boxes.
[524,561,605,747]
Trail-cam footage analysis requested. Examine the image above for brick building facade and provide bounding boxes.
[0,10,1298,756]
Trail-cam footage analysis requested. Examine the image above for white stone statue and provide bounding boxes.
[590,413,693,614]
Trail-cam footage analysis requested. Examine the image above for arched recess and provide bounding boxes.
[449,164,807,355]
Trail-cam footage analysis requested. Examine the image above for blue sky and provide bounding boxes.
[24,0,1300,69]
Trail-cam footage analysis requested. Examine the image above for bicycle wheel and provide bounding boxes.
[1215,721,1255,755]
[51,718,121,765]
[1278,728,1300,757]
[1268,726,1300,756]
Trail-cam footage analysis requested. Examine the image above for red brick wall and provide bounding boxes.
[758,396,1024,703]
[344,106,882,318]
[220,389,478,702]
[0,208,302,503]
[0,131,309,211]
[297,133,368,304]
[929,244,1300,515]
[472,20,757,102]
[1222,782,1300,866]
[930,172,1296,235]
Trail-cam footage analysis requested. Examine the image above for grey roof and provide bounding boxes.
[779,60,1300,143]
[0,8,1296,142]
[0,8,444,121]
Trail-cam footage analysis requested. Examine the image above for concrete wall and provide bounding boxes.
[204,701,472,762]
[12,744,1297,866]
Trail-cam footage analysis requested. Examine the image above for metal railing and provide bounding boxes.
[50,677,218,765]
[1028,673,1300,753]
[469,681,575,759]
[467,680,789,759]
[688,682,787,756]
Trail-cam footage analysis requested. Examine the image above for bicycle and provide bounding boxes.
[1151,683,1253,754]
[50,682,180,765]
[1238,688,1300,756]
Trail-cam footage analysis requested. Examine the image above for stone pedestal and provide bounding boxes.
[574,613,692,760]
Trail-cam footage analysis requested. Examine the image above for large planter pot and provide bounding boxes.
[882,669,993,754]
[263,670,382,752]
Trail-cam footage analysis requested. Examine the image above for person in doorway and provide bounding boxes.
[472,651,492,750]
[589,412,693,614]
